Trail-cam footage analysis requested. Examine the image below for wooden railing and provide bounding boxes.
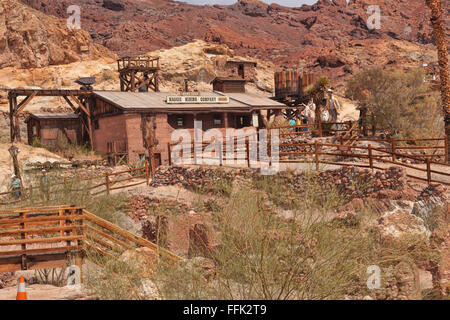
[167,138,450,186]
[340,137,448,163]
[0,163,150,205]
[117,56,160,71]
[0,206,182,273]
[277,141,450,185]
[270,121,355,137]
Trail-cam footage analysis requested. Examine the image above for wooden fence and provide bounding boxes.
[340,137,448,163]
[0,163,151,205]
[269,121,356,138]
[168,137,450,186]
[0,206,182,273]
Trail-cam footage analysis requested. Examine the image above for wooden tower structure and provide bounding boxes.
[117,57,160,92]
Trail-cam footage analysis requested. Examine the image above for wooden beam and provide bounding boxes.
[15,91,37,115]
[0,246,82,258]
[9,94,14,142]
[70,94,90,117]
[0,235,84,246]
[62,95,78,113]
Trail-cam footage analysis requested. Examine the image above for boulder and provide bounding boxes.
[102,0,125,11]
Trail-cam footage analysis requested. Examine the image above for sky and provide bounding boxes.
[182,0,319,7]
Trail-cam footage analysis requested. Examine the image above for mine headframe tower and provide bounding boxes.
[117,56,160,92]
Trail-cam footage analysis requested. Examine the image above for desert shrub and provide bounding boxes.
[154,187,373,300]
[31,136,42,148]
[102,69,116,81]
[345,67,444,139]
[84,249,159,300]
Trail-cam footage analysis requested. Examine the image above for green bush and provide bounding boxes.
[345,67,444,139]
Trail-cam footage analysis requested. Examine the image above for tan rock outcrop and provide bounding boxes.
[0,0,116,69]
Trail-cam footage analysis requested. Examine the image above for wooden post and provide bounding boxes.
[59,209,64,237]
[219,140,223,166]
[314,140,319,171]
[167,142,172,166]
[371,113,376,136]
[76,209,84,283]
[86,98,94,151]
[246,140,251,168]
[339,135,345,161]
[368,144,373,171]
[9,94,17,143]
[391,137,396,162]
[426,157,431,185]
[20,212,27,270]
[14,115,21,142]
[131,71,135,92]
[65,209,72,248]
[145,160,150,185]
[445,137,448,164]
[105,173,110,195]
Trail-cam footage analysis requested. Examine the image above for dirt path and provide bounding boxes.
[0,284,88,300]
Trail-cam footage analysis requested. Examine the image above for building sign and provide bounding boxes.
[166,96,229,104]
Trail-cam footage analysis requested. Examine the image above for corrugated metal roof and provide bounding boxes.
[30,113,79,119]
[93,91,286,111]
[219,92,285,107]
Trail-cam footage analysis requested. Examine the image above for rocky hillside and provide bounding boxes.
[0,41,276,113]
[0,0,116,69]
[20,0,447,69]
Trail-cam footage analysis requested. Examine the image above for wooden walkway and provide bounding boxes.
[0,206,182,273]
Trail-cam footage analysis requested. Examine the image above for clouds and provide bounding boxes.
[182,0,318,7]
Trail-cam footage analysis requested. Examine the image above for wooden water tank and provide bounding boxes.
[274,71,317,99]
[274,70,300,99]
[299,72,317,94]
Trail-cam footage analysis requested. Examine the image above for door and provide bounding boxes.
[238,64,244,78]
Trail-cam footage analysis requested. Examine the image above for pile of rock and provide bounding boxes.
[0,272,14,289]
[150,166,237,192]
[315,166,408,199]
[127,195,192,222]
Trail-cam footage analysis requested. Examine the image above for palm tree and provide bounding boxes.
[426,0,450,163]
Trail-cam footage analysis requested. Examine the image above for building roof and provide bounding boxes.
[211,77,246,84]
[226,59,257,67]
[220,92,284,107]
[92,91,286,112]
[29,113,80,120]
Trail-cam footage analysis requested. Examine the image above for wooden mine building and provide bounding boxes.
[90,82,285,165]
[15,57,288,167]
[26,113,82,150]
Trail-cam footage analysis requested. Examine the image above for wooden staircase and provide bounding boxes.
[0,206,182,273]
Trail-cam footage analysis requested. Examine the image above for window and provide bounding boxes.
[94,120,99,130]
[177,116,184,127]
[214,114,222,126]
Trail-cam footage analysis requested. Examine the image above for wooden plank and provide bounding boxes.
[82,210,182,263]
[0,235,84,246]
[109,180,146,191]
[0,225,80,236]
[15,91,37,114]
[0,206,85,214]
[0,215,84,227]
[70,95,90,117]
[0,255,67,273]
[0,245,82,257]
[83,224,131,249]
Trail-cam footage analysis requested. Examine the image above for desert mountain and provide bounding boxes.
[20,0,447,66]
[0,0,116,69]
